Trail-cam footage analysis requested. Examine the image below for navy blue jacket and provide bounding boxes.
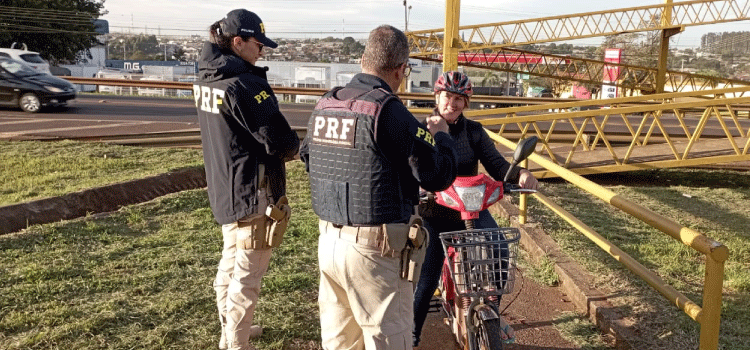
[195,42,299,225]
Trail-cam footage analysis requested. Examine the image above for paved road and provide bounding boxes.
[0,94,318,140]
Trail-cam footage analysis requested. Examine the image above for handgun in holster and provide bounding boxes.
[265,195,291,248]
[400,216,429,286]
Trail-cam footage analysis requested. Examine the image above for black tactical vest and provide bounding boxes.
[307,88,412,226]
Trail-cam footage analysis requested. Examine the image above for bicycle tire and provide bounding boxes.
[476,317,504,350]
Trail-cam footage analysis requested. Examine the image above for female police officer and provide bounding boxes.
[194,9,299,350]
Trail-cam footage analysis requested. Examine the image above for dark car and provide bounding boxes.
[0,57,76,113]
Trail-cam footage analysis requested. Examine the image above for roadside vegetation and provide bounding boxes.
[0,140,203,206]
[1,140,748,349]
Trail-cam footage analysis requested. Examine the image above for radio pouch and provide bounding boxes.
[265,196,291,248]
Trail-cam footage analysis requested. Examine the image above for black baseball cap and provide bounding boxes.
[221,9,278,49]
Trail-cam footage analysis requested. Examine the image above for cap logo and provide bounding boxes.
[240,28,255,34]
[260,23,265,34]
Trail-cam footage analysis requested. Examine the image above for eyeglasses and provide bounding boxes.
[403,64,412,77]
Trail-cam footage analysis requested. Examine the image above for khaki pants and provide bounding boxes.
[317,220,413,350]
[214,185,274,350]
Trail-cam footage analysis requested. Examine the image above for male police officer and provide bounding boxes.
[300,25,458,350]
[194,9,299,350]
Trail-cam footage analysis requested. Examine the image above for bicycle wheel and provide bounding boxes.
[476,317,504,350]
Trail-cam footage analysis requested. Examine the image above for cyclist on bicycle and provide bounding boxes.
[413,71,538,348]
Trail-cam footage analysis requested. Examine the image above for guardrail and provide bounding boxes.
[63,76,566,106]
[490,132,728,350]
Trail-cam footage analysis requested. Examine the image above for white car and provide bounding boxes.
[0,44,51,75]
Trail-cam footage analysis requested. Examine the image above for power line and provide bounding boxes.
[0,5,101,35]
[0,5,98,20]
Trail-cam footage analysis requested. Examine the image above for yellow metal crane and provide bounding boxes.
[416,46,750,94]
[409,0,750,59]
[408,0,750,92]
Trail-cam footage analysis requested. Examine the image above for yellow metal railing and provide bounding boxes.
[489,133,729,350]
[467,86,750,177]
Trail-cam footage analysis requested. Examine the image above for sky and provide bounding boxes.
[100,0,748,48]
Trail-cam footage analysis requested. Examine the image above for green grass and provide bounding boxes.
[519,250,560,287]
[0,140,203,206]
[0,160,320,350]
[553,312,612,350]
[527,168,750,350]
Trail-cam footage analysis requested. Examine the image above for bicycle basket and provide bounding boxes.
[439,227,520,298]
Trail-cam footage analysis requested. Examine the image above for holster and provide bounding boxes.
[381,215,429,285]
[238,196,291,250]
[265,195,291,248]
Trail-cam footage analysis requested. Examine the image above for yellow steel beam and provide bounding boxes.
[468,86,750,118]
[492,133,730,263]
[407,0,750,57]
[531,154,750,178]
[416,46,749,94]
[443,0,461,72]
[470,88,750,176]
[656,25,685,92]
[492,133,729,349]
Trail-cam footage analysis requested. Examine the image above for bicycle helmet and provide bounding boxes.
[433,71,473,98]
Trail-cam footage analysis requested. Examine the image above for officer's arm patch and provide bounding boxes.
[414,125,436,148]
[254,90,271,104]
[311,115,356,148]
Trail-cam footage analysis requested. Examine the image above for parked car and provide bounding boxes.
[0,44,51,75]
[0,57,76,113]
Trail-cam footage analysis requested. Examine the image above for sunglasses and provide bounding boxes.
[249,39,264,51]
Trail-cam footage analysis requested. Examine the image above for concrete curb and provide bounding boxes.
[0,167,207,235]
[490,198,639,350]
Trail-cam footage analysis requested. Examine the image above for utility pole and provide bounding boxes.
[403,1,411,32]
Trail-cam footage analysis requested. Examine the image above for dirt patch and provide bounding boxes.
[0,167,206,235]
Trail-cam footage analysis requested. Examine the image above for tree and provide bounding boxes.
[0,1,105,63]
[480,71,500,87]
[172,47,186,61]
